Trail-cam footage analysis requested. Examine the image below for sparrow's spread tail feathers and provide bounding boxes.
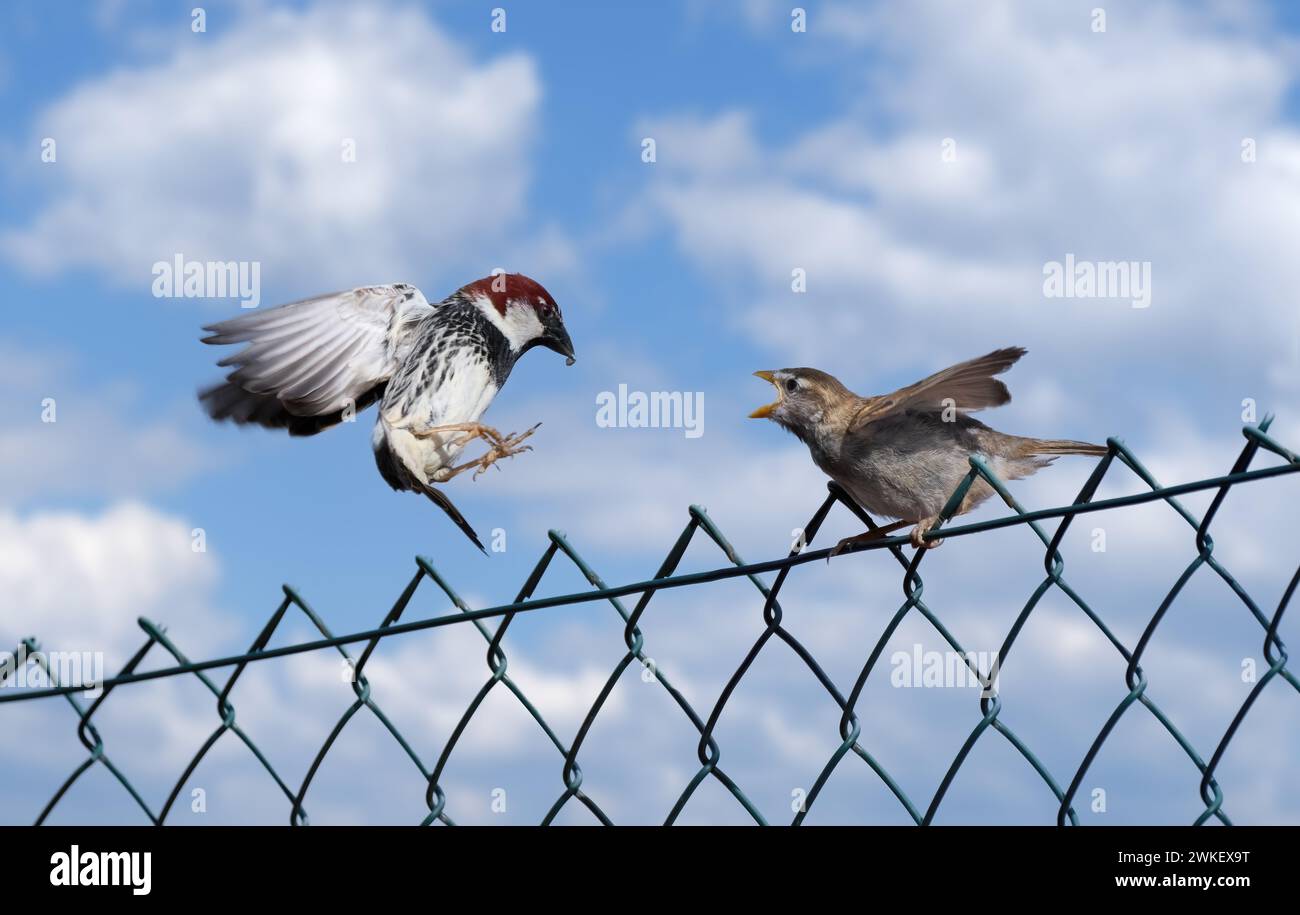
[1016,438,1109,457]
[199,380,386,436]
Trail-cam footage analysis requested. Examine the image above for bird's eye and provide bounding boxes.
[785,378,798,394]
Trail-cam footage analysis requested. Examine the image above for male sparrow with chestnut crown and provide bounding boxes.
[750,347,1105,553]
[199,273,575,552]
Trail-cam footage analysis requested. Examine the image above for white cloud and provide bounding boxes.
[2,4,567,290]
[0,342,214,506]
[639,111,764,175]
[0,502,230,667]
[266,623,625,760]
[639,0,1300,392]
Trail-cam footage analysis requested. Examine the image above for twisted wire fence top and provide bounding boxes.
[3,417,1297,825]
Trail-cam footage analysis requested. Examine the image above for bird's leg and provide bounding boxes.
[910,516,944,549]
[829,519,914,559]
[431,423,541,482]
[408,422,506,447]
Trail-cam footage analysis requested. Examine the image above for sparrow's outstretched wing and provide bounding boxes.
[199,284,432,435]
[850,346,1026,431]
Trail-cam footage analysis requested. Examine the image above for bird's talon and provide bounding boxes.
[467,429,536,480]
[910,519,944,550]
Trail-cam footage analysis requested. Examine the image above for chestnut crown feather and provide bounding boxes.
[459,273,560,317]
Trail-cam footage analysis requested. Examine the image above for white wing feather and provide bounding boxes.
[202,284,431,419]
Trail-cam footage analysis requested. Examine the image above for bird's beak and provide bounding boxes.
[750,370,779,419]
[543,325,576,366]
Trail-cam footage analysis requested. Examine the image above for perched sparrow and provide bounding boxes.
[199,273,575,551]
[750,347,1105,553]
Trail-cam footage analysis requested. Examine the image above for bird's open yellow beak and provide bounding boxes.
[750,370,779,419]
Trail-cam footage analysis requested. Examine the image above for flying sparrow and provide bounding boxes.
[750,347,1105,553]
[199,273,575,552]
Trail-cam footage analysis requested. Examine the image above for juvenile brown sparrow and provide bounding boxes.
[749,347,1105,553]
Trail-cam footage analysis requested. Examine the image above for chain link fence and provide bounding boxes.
[4,417,1298,825]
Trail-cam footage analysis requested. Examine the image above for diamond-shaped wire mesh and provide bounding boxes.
[3,418,1297,825]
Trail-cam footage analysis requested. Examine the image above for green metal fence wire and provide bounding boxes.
[3,417,1297,825]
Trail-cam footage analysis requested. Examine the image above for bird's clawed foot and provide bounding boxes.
[827,519,913,560]
[910,517,944,549]
[466,423,540,479]
[429,423,540,481]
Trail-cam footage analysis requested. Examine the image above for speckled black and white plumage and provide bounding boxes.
[199,274,575,551]
[370,294,517,497]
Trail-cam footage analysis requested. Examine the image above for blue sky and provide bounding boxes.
[2,0,1298,825]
